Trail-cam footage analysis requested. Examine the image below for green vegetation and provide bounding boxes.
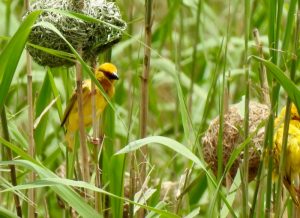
[1,0,300,217]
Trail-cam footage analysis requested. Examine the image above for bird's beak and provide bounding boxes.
[110,72,119,80]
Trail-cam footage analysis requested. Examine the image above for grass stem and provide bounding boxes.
[188,0,201,114]
[241,0,250,216]
[25,0,36,213]
[253,28,270,105]
[1,108,22,217]
[75,49,90,189]
[138,0,153,216]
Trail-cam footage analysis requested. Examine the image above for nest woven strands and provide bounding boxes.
[25,0,127,67]
[202,101,269,183]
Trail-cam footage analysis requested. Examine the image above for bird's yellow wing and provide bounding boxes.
[61,81,91,127]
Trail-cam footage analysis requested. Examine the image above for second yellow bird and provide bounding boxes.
[61,63,119,150]
[274,103,300,206]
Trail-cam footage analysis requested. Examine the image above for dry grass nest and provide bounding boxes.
[202,101,269,183]
[24,0,127,67]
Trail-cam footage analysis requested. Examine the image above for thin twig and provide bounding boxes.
[175,169,190,214]
[253,28,270,106]
[138,0,152,216]
[75,52,90,187]
[90,59,102,212]
[241,0,250,216]
[25,0,36,215]
[188,0,201,114]
[173,2,185,212]
[127,1,136,217]
[1,108,23,217]
[27,38,36,218]
[174,0,184,139]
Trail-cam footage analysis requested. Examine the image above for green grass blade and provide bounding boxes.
[115,136,237,217]
[0,160,179,218]
[251,56,300,111]
[0,160,101,218]
[34,72,52,155]
[108,155,125,218]
[0,136,38,164]
[27,42,75,61]
[116,136,203,168]
[0,10,42,114]
[47,68,63,121]
[280,0,297,55]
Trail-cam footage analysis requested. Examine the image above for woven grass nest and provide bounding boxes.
[25,0,126,67]
[202,101,269,183]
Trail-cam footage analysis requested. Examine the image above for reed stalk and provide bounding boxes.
[241,0,250,216]
[1,108,22,217]
[25,0,36,216]
[127,1,136,217]
[188,0,201,114]
[90,59,102,213]
[138,0,152,216]
[75,53,90,187]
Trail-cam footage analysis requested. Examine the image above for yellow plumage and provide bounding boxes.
[274,103,300,206]
[61,63,119,150]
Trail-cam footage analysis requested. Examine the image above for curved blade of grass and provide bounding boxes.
[116,135,237,217]
[0,160,101,218]
[0,10,42,115]
[34,72,52,155]
[1,133,98,217]
[0,136,38,164]
[46,68,63,120]
[8,122,28,149]
[0,136,177,217]
[116,136,203,168]
[0,160,179,218]
[27,42,76,62]
[251,55,300,112]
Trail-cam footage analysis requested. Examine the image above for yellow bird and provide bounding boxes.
[61,63,119,150]
[274,103,300,206]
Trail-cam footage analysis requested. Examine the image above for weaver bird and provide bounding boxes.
[61,63,119,150]
[273,103,300,206]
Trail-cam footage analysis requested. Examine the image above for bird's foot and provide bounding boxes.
[87,135,103,145]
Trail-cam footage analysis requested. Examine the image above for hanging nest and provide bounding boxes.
[24,0,127,67]
[201,101,269,183]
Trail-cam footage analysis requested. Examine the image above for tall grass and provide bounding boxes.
[1,0,300,217]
